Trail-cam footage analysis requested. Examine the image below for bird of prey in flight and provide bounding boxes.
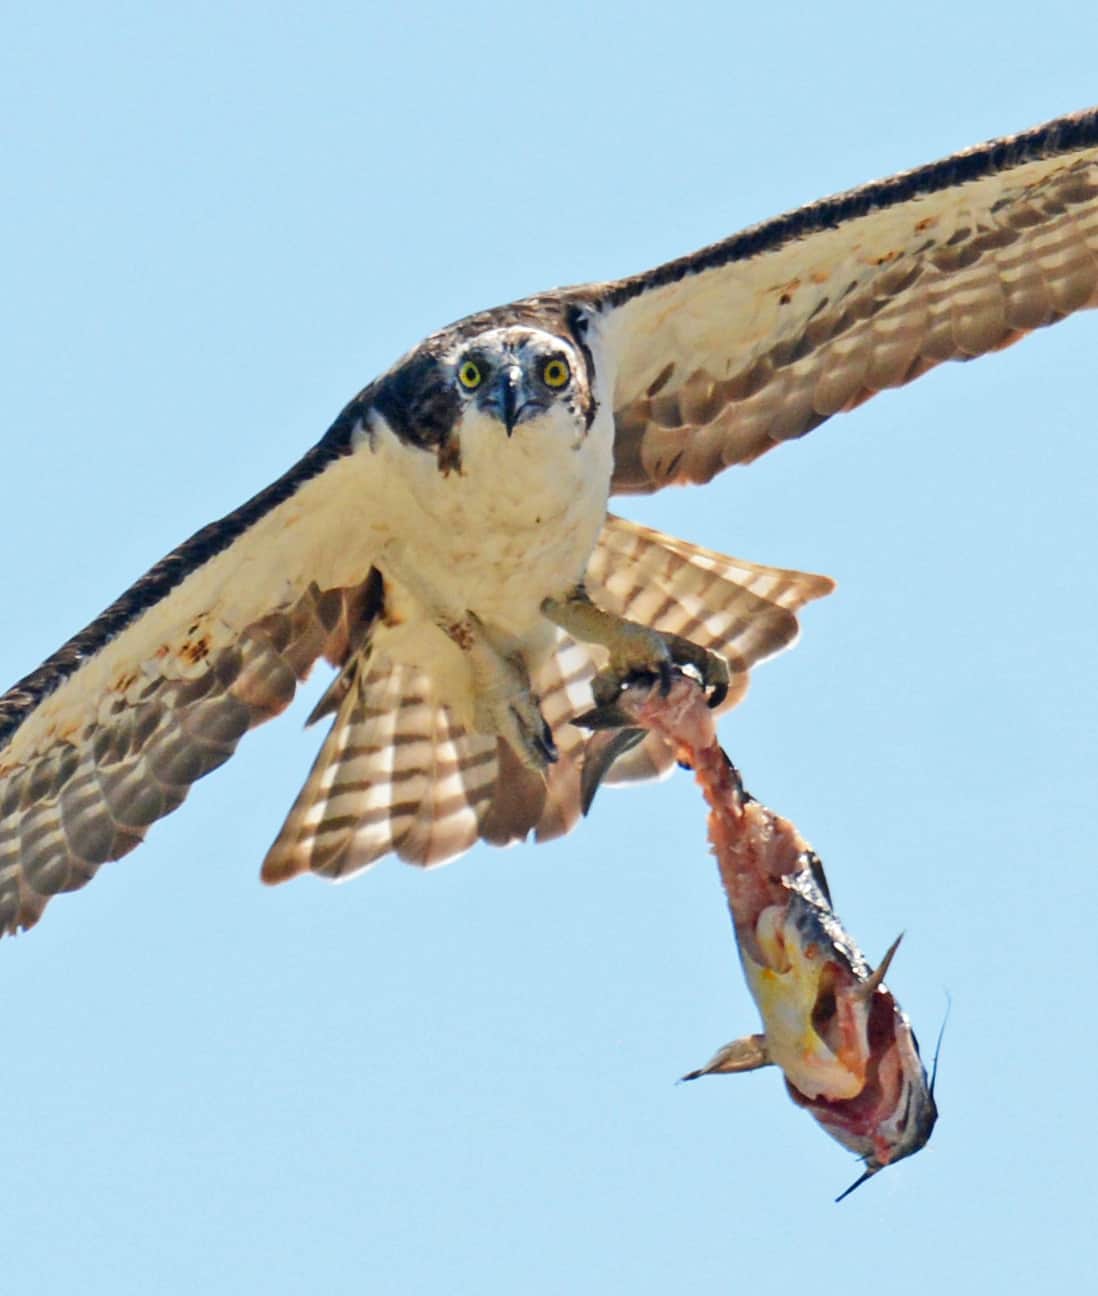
[2,108,1096,936]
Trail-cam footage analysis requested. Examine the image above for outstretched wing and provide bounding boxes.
[0,412,386,935]
[573,108,1098,493]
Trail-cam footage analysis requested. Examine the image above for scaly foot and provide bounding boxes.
[591,623,729,710]
[467,634,558,772]
[542,588,730,712]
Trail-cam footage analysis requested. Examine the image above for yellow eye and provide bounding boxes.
[458,360,482,390]
[542,357,570,388]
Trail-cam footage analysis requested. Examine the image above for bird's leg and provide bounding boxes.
[378,542,557,771]
[463,613,558,770]
[541,585,729,711]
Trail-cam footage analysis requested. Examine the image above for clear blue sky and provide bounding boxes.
[2,4,1095,1292]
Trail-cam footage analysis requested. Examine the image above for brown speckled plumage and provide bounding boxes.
[2,106,1097,936]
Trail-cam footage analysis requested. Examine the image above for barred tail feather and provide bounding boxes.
[261,661,496,883]
[262,516,832,885]
[585,515,832,786]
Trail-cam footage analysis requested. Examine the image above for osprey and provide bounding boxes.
[2,108,1097,935]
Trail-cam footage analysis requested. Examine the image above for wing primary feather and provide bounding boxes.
[586,108,1098,492]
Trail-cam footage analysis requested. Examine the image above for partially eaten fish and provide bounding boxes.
[579,673,937,1199]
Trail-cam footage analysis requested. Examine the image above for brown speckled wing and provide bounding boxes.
[0,413,386,937]
[259,515,832,886]
[580,108,1098,492]
[0,584,353,936]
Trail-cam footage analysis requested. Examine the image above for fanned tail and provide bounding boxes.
[582,515,833,784]
[261,661,495,882]
[261,515,833,883]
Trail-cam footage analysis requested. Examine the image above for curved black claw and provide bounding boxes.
[591,663,674,711]
[656,658,673,698]
[660,634,729,709]
[516,707,559,766]
[706,674,729,710]
[589,630,728,717]
[494,698,558,771]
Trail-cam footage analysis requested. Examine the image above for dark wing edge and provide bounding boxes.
[575,107,1098,493]
[0,416,358,748]
[0,403,372,936]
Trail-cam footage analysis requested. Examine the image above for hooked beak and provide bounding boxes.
[476,363,546,435]
[499,365,522,436]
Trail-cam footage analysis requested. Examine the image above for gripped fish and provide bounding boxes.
[580,674,937,1197]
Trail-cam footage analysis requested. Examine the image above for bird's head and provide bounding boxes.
[365,321,597,462]
[444,326,594,440]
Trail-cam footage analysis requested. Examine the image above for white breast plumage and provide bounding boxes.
[365,402,613,637]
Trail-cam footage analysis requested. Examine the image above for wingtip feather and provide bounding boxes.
[259,848,308,886]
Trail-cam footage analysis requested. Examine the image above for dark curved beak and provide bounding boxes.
[499,366,521,436]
